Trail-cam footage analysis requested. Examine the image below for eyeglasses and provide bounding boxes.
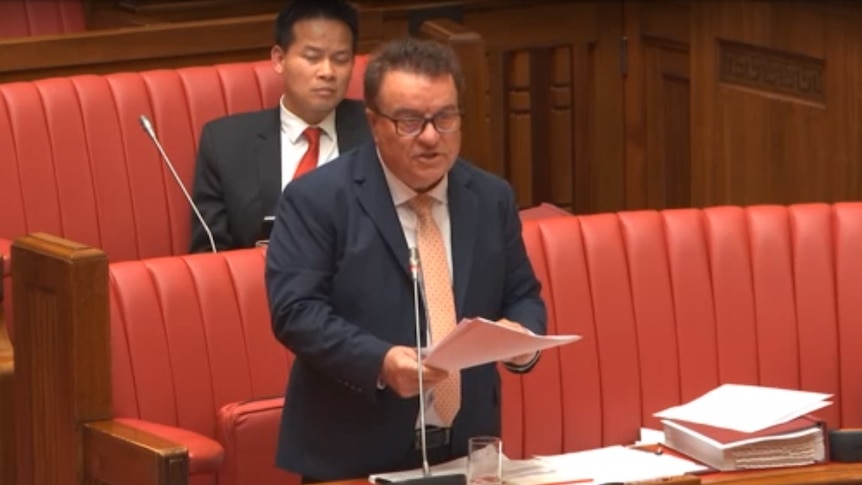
[374,110,463,136]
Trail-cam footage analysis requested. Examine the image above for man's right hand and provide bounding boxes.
[381,346,448,398]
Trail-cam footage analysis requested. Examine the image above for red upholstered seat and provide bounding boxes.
[0,56,367,331]
[0,0,86,39]
[108,247,296,485]
[512,203,862,458]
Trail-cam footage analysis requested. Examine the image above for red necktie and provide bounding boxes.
[293,127,321,180]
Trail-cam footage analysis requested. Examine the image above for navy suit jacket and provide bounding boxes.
[265,142,546,480]
[189,99,370,253]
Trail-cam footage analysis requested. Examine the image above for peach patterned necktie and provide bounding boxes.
[409,194,460,425]
[292,126,321,180]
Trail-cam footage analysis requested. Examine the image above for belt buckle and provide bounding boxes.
[415,426,450,450]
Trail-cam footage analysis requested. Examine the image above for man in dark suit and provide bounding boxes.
[189,0,371,253]
[265,37,547,482]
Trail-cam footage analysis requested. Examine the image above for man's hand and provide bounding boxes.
[495,318,537,366]
[381,346,449,397]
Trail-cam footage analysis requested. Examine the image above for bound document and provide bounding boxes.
[661,415,826,471]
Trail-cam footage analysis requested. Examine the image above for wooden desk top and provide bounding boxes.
[700,462,862,484]
[316,461,862,485]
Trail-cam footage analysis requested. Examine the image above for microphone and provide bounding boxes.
[410,247,431,476]
[138,115,217,253]
[400,248,465,485]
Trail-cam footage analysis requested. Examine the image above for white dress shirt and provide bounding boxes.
[279,96,339,189]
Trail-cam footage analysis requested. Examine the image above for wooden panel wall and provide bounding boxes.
[467,1,625,213]
[690,1,862,207]
[4,0,862,212]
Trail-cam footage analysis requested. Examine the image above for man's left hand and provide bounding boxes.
[494,318,536,366]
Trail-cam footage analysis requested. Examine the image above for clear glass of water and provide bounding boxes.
[467,436,503,485]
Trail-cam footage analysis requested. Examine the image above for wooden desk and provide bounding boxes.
[316,463,862,485]
[314,476,699,485]
[0,253,13,485]
[701,462,862,485]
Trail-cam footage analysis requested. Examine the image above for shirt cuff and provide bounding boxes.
[503,351,541,373]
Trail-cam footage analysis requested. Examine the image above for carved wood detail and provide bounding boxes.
[718,39,825,105]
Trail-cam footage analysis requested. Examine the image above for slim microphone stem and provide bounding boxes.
[139,115,217,253]
[411,248,431,477]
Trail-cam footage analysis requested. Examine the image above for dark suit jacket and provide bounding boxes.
[189,99,370,253]
[265,142,547,480]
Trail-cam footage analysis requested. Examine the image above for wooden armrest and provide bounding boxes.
[0,313,11,362]
[0,354,14,485]
[83,420,189,485]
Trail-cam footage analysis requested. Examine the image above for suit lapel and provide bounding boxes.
[352,145,411,279]
[255,108,282,218]
[447,162,477,316]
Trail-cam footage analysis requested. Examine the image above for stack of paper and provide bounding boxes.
[368,456,554,484]
[654,384,832,471]
[368,446,708,485]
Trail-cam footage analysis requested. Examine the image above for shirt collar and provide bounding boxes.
[377,147,448,208]
[279,95,336,143]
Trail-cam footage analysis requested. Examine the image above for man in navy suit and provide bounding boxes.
[190,0,371,252]
[265,37,547,482]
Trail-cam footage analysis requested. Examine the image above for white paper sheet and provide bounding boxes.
[653,383,832,433]
[635,427,666,446]
[368,456,554,484]
[422,318,581,372]
[529,446,708,485]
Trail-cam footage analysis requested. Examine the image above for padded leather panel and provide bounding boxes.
[517,203,862,458]
[0,57,367,263]
[0,0,85,38]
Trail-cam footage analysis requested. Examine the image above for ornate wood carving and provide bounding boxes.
[718,39,825,104]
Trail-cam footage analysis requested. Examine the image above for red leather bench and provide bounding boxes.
[508,202,862,459]
[0,56,368,328]
[0,0,85,39]
[11,202,862,483]
[103,201,862,482]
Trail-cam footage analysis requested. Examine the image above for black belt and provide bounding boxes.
[414,426,451,450]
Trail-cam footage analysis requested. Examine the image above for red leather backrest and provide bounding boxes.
[0,0,86,38]
[0,56,368,263]
[108,247,290,438]
[516,203,862,458]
